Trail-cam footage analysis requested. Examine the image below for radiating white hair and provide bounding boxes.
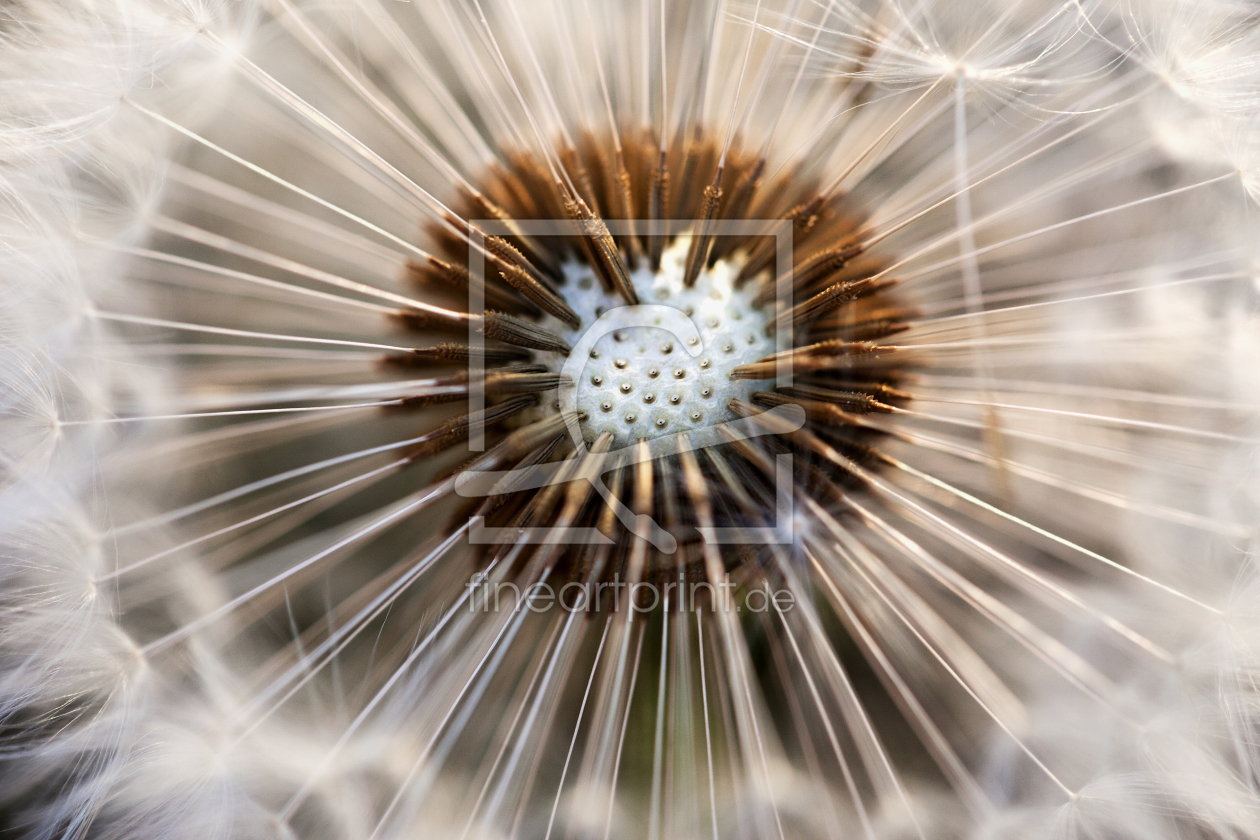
[1,1,1259,838]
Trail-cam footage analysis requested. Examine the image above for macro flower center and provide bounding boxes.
[534,238,774,446]
[406,133,918,497]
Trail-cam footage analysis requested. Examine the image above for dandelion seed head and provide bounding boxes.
[1,0,1260,838]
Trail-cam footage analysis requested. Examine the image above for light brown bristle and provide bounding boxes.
[485,236,558,291]
[389,308,468,334]
[682,181,722,288]
[564,196,639,305]
[497,262,582,328]
[647,148,670,271]
[752,389,894,417]
[406,395,540,459]
[384,344,532,365]
[771,277,878,331]
[789,381,913,403]
[481,311,573,354]
[407,257,539,317]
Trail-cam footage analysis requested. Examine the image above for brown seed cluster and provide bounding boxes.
[384,129,912,578]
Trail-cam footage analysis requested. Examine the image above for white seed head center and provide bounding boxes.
[532,239,774,447]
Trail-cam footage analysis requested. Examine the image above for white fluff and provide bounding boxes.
[0,1,1258,838]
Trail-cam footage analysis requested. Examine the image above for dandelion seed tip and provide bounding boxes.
[120,633,147,667]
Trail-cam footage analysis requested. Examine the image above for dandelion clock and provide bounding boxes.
[2,0,1260,837]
